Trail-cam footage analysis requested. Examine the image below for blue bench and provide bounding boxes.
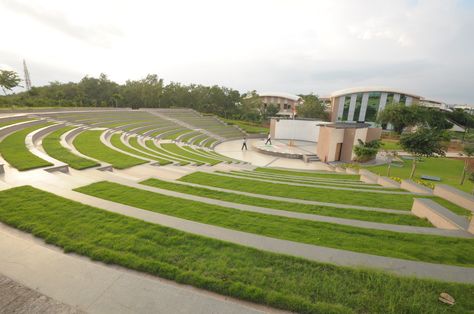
[421,175,441,182]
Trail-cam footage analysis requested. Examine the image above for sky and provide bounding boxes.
[1,0,473,104]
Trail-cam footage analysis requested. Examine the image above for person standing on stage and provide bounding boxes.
[241,137,248,150]
[265,133,272,145]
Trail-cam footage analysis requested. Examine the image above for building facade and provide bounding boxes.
[259,92,302,117]
[329,87,422,123]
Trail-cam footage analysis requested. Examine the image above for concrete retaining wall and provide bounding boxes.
[358,169,379,184]
[345,168,359,174]
[412,198,470,230]
[433,184,474,212]
[334,166,346,173]
[377,176,401,188]
[64,127,86,144]
[31,123,65,145]
[400,179,433,195]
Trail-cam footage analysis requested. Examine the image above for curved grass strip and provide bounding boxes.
[76,181,474,267]
[128,137,176,164]
[219,171,398,191]
[141,178,431,227]
[74,130,147,169]
[197,148,233,162]
[178,172,468,215]
[3,186,474,313]
[0,118,34,128]
[144,140,194,166]
[181,146,230,163]
[192,135,209,146]
[163,129,193,140]
[109,134,171,166]
[42,126,99,170]
[161,143,221,165]
[179,131,200,143]
[0,123,54,171]
[203,139,218,148]
[256,167,360,180]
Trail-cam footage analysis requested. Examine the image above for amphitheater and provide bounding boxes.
[0,108,473,313]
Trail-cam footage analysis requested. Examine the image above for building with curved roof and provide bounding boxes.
[328,86,422,123]
[258,92,302,117]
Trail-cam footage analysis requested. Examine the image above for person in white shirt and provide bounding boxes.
[241,137,248,150]
[265,133,272,145]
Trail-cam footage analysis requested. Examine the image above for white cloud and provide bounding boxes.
[0,0,472,104]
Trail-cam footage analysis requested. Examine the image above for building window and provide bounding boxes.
[366,92,381,122]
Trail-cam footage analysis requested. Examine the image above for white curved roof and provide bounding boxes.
[330,87,421,99]
[258,92,301,101]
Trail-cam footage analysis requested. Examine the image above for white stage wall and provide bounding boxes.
[273,119,330,142]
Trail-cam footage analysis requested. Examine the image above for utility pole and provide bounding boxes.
[23,59,32,91]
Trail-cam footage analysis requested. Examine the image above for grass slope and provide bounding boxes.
[141,178,430,226]
[0,123,53,171]
[109,134,171,165]
[0,118,34,128]
[161,143,221,165]
[179,172,470,215]
[42,126,99,170]
[144,140,194,165]
[2,186,473,313]
[73,130,147,169]
[76,181,474,266]
[255,167,360,180]
[366,157,474,193]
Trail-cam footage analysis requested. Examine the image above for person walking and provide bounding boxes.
[241,137,248,150]
[265,133,272,145]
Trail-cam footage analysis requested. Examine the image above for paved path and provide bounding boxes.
[0,223,281,314]
[0,273,84,314]
[81,172,472,238]
[29,182,474,284]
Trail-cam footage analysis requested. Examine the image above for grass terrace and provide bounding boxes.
[161,143,221,165]
[73,130,147,169]
[178,172,471,215]
[144,140,197,165]
[141,178,431,226]
[0,122,54,171]
[3,186,472,313]
[255,167,361,180]
[42,126,99,170]
[109,133,172,166]
[0,117,34,128]
[75,181,474,266]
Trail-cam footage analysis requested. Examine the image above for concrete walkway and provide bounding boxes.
[0,223,278,314]
[27,182,474,284]
[79,172,472,238]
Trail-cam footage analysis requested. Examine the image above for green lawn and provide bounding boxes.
[178,172,470,216]
[109,133,171,166]
[127,137,175,165]
[2,186,473,313]
[42,126,99,170]
[76,181,474,266]
[203,138,218,148]
[381,139,402,151]
[366,157,474,194]
[161,143,221,165]
[163,129,192,140]
[0,118,34,128]
[144,140,194,165]
[141,178,430,226]
[0,123,54,171]
[73,130,147,169]
[255,167,360,180]
[222,118,269,134]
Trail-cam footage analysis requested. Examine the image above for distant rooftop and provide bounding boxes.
[330,87,421,99]
[258,92,301,101]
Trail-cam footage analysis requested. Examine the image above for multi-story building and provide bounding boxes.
[258,92,302,117]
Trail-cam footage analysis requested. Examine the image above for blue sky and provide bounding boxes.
[0,0,473,104]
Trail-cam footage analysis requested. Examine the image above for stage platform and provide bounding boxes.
[214,139,329,170]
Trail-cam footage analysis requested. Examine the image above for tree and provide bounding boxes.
[468,172,474,195]
[421,107,453,130]
[459,144,474,185]
[0,70,21,95]
[377,103,422,134]
[353,139,381,162]
[447,109,474,142]
[240,91,263,121]
[399,128,449,179]
[298,94,329,120]
[383,149,399,177]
